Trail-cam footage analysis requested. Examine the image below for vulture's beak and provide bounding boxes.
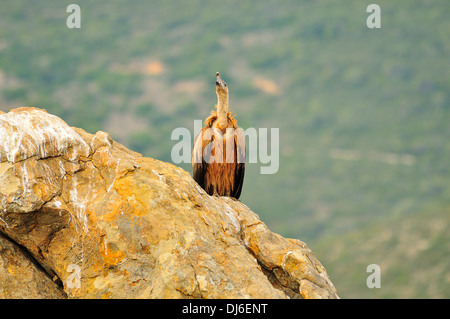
[215,72,226,87]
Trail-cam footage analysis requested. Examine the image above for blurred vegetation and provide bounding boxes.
[0,0,449,298]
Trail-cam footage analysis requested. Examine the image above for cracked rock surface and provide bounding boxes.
[0,107,338,299]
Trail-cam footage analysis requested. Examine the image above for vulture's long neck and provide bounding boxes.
[216,92,229,129]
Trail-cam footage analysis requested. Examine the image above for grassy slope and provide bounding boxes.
[314,208,450,298]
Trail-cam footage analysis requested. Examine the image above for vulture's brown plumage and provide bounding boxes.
[192,72,245,199]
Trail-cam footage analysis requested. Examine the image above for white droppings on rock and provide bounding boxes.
[222,203,241,234]
[0,108,90,163]
[69,174,89,233]
[152,169,167,184]
[107,159,121,193]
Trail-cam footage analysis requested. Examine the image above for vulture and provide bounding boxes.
[192,72,246,199]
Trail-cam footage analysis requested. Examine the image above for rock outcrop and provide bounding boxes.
[0,107,338,299]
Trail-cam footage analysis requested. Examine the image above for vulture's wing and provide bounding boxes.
[192,126,213,191]
[231,127,246,199]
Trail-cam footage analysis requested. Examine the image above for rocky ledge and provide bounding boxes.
[0,107,338,299]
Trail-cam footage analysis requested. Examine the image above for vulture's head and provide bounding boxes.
[215,72,228,97]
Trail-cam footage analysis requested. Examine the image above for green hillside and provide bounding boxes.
[315,208,450,298]
[1,0,449,298]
